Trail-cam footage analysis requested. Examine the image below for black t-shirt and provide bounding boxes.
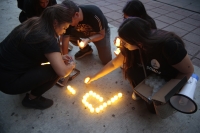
[0,30,60,75]
[23,0,57,18]
[65,5,108,37]
[125,37,187,86]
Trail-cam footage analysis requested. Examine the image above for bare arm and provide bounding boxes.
[87,53,124,83]
[79,28,106,49]
[45,52,75,77]
[61,35,70,55]
[172,54,194,80]
[89,28,105,42]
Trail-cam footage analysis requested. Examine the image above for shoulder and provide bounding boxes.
[162,37,187,65]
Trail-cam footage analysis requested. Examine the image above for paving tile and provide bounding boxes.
[165,12,185,20]
[174,9,194,17]
[104,11,122,20]
[154,19,169,29]
[171,1,191,8]
[87,0,99,2]
[99,7,112,14]
[163,25,188,37]
[155,15,178,24]
[196,52,200,59]
[146,1,164,7]
[186,4,200,13]
[92,1,112,6]
[192,58,200,67]
[109,20,121,28]
[172,21,196,32]
[192,27,200,36]
[183,39,200,56]
[150,7,171,15]
[105,0,126,4]
[147,10,162,18]
[183,32,200,45]
[140,0,152,3]
[104,4,123,11]
[105,16,114,22]
[158,4,179,12]
[116,1,127,7]
[144,4,157,10]
[182,17,200,27]
[190,13,200,21]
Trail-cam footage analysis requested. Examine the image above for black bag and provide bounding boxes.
[17,0,24,10]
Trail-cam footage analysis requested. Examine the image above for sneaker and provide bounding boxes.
[68,44,73,51]
[75,45,93,59]
[22,93,53,109]
[132,92,141,100]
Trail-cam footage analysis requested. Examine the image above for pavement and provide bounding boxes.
[0,0,200,133]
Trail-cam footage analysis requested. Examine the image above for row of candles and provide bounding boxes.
[67,85,123,113]
[82,91,123,113]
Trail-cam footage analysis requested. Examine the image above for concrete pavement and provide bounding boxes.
[0,0,200,133]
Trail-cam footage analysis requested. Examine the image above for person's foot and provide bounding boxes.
[22,93,53,109]
[75,45,93,59]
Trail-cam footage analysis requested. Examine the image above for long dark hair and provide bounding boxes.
[33,0,57,16]
[118,17,184,79]
[9,4,72,45]
[123,0,157,29]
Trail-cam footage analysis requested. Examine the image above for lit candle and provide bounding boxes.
[118,93,122,98]
[103,102,107,107]
[90,108,94,113]
[96,95,100,99]
[95,108,100,113]
[114,48,121,55]
[99,97,103,102]
[114,95,118,100]
[89,90,93,95]
[41,62,50,65]
[84,77,90,84]
[115,38,120,47]
[79,41,85,48]
[111,98,115,103]
[99,105,104,110]
[107,100,111,105]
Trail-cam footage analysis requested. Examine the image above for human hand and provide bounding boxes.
[62,54,73,64]
[77,38,90,49]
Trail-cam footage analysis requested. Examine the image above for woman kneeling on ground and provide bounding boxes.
[0,5,75,109]
[85,17,194,112]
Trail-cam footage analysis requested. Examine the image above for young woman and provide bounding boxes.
[19,0,57,23]
[86,17,194,112]
[122,0,157,29]
[0,5,75,109]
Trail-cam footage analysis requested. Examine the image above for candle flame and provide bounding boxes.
[84,77,90,83]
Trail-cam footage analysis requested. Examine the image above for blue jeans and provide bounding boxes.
[70,28,112,65]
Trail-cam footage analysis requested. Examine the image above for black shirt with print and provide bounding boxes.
[65,5,108,37]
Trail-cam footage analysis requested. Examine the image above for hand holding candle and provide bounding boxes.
[77,38,90,49]
[114,37,121,47]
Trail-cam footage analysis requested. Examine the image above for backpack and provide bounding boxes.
[17,0,24,10]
